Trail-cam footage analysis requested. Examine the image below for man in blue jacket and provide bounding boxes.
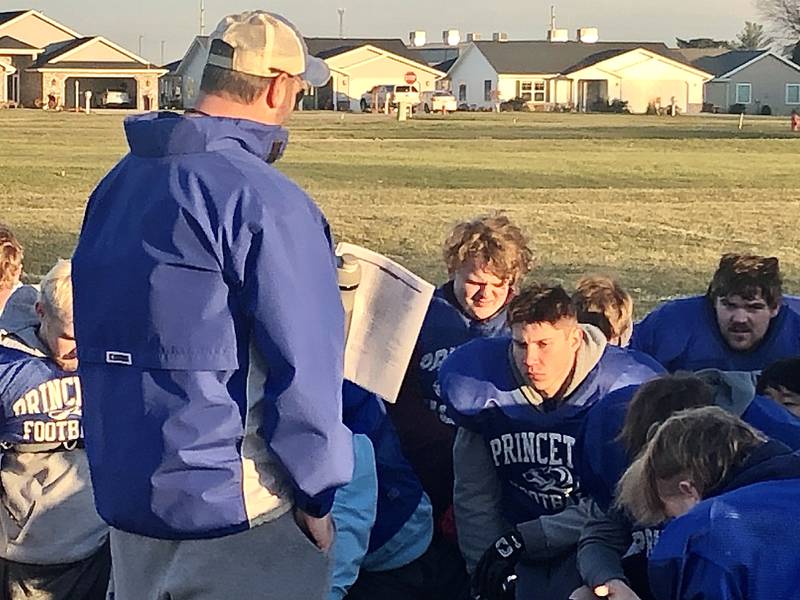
[71,11,353,600]
[616,407,800,600]
[631,253,800,372]
[439,284,662,600]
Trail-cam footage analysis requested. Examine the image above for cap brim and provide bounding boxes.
[303,55,330,87]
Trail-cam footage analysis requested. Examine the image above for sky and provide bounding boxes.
[14,0,762,64]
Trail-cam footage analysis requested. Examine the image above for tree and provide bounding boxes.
[734,21,775,49]
[676,37,731,49]
[758,0,800,40]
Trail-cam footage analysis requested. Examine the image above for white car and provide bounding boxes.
[420,91,458,113]
[360,84,421,112]
[102,90,130,106]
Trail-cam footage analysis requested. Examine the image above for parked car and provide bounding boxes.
[360,84,421,112]
[102,89,130,107]
[420,91,457,113]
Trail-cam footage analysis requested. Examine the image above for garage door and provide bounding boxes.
[620,80,688,114]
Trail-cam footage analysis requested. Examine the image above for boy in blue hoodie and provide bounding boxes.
[617,406,800,600]
[577,371,800,600]
[439,284,662,600]
[631,253,800,372]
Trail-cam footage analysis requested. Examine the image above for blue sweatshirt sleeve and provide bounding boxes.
[743,396,800,451]
[630,303,688,372]
[650,554,743,600]
[235,192,353,517]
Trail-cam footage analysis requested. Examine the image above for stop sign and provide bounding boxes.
[404,71,417,85]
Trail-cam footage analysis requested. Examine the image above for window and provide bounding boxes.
[484,80,493,102]
[458,83,467,102]
[520,81,532,101]
[735,83,752,104]
[534,81,546,103]
[787,83,800,105]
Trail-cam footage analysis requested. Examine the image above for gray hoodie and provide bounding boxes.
[0,286,107,564]
[454,325,608,570]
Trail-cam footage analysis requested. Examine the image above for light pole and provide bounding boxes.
[337,8,345,38]
[160,40,166,65]
[138,34,144,57]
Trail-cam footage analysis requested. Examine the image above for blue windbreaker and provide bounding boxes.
[649,442,800,600]
[440,333,663,525]
[72,113,353,540]
[630,295,800,372]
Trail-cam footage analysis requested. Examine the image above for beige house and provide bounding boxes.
[0,9,165,109]
[305,39,443,111]
[693,50,800,116]
[446,40,712,113]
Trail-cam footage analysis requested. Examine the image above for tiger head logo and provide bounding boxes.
[521,466,575,495]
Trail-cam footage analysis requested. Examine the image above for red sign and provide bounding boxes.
[404,71,417,85]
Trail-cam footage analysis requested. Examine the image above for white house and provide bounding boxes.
[693,50,800,115]
[171,36,443,111]
[446,40,712,113]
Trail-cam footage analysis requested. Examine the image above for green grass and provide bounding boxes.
[1,110,799,314]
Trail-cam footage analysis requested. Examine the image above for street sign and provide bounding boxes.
[404,71,417,85]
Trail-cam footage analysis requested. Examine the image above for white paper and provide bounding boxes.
[336,242,435,403]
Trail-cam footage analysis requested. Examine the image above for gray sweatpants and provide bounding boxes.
[109,511,330,600]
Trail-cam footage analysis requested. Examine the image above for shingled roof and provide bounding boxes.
[0,35,38,50]
[470,41,697,75]
[691,50,767,77]
[0,11,27,27]
[305,37,423,62]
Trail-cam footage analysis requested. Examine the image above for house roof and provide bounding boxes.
[0,11,27,27]
[30,36,158,70]
[692,50,767,77]
[433,57,457,73]
[305,37,422,62]
[674,47,729,64]
[470,40,693,75]
[0,35,37,50]
[162,59,182,73]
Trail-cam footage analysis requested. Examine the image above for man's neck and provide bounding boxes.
[193,93,283,126]
[533,359,577,401]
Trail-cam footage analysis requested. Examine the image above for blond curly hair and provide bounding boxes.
[442,214,533,290]
[0,224,23,290]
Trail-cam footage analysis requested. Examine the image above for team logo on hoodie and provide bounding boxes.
[10,376,83,443]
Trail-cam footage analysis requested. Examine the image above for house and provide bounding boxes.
[172,35,444,111]
[304,38,444,111]
[446,40,712,113]
[693,50,800,115]
[159,59,182,108]
[0,9,165,110]
[165,35,210,110]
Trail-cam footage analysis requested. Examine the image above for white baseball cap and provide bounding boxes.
[206,11,330,87]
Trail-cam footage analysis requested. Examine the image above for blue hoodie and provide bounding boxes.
[72,113,353,540]
[649,441,800,600]
[630,295,800,372]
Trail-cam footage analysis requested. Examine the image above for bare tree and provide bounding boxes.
[759,0,800,40]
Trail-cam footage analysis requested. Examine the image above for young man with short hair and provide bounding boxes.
[617,407,800,600]
[389,214,532,591]
[757,356,800,417]
[572,275,634,347]
[0,260,109,599]
[72,11,352,600]
[631,253,800,371]
[439,284,662,600]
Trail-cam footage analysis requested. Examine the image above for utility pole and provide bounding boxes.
[337,8,345,38]
[200,0,206,35]
[160,40,166,65]
[550,5,556,30]
[138,34,144,57]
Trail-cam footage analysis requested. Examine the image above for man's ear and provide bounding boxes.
[678,480,701,501]
[34,301,45,320]
[264,73,291,109]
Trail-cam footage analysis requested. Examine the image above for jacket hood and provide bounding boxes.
[695,368,757,416]
[0,285,47,357]
[711,440,800,497]
[124,112,290,163]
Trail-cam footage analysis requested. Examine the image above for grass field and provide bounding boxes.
[1,109,799,314]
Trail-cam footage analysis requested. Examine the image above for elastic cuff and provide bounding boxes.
[294,488,335,518]
[516,518,548,557]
